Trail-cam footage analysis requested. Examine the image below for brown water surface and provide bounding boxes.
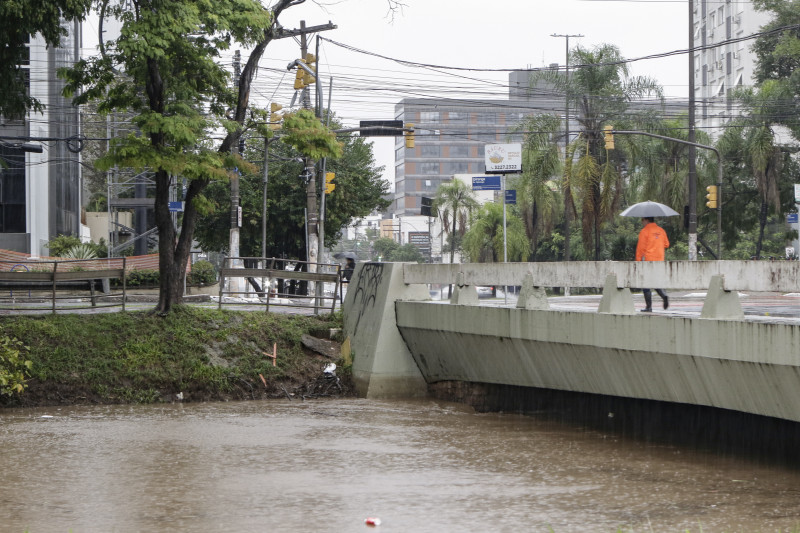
[2,399,799,532]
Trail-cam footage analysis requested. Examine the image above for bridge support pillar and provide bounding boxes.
[342,262,429,398]
[700,274,744,319]
[517,272,549,310]
[597,274,635,314]
[450,272,479,306]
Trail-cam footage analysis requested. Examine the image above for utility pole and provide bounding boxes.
[551,33,583,266]
[688,0,698,260]
[228,50,243,295]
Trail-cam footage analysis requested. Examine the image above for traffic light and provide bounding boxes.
[325,172,335,194]
[405,123,415,149]
[603,125,614,150]
[706,185,718,209]
[293,66,306,90]
[269,102,282,130]
[303,53,317,86]
[420,196,434,217]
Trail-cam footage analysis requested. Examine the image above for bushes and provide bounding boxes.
[117,260,217,288]
[0,336,32,396]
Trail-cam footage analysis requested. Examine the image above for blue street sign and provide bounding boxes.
[505,190,516,204]
[788,213,799,224]
[472,176,501,191]
[169,201,184,212]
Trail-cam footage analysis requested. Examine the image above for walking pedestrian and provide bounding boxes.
[636,216,669,312]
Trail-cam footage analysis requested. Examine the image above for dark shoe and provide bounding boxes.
[663,295,669,310]
[640,308,652,313]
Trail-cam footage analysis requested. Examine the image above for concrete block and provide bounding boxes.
[516,272,549,310]
[700,274,744,319]
[598,274,635,314]
[450,271,479,306]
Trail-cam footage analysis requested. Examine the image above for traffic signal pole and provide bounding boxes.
[611,129,722,259]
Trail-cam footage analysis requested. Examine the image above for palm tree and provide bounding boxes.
[462,202,529,263]
[511,114,562,258]
[717,80,792,258]
[533,44,663,259]
[433,179,479,264]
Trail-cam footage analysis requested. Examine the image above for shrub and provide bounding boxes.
[0,335,32,396]
[187,260,217,285]
[125,269,160,287]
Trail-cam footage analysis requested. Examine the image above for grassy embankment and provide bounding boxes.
[0,306,350,408]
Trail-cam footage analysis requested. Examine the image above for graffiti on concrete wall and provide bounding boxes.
[350,262,385,335]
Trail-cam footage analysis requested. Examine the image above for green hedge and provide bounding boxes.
[113,260,217,288]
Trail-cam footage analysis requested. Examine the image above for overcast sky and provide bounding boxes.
[82,0,694,185]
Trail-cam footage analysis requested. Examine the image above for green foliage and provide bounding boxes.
[462,202,530,262]
[45,235,108,258]
[281,110,344,160]
[0,335,32,396]
[194,114,389,258]
[0,308,343,405]
[433,179,479,263]
[371,237,426,263]
[187,260,217,285]
[125,269,160,287]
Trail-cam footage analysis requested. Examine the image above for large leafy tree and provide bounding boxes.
[62,0,345,314]
[0,0,92,117]
[194,117,389,258]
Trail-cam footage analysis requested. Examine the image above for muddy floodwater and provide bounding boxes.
[2,399,800,532]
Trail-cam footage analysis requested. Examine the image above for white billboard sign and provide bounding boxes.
[485,143,522,174]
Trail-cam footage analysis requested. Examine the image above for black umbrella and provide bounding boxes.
[333,251,358,261]
[620,201,680,218]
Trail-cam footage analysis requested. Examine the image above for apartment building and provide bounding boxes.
[693,0,772,135]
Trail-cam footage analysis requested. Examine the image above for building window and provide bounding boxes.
[420,145,440,157]
[420,111,439,122]
[419,162,440,174]
[444,162,469,174]
[448,112,469,123]
[0,145,26,233]
[477,112,496,125]
[449,144,470,157]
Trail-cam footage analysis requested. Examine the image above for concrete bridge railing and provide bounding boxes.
[342,260,800,425]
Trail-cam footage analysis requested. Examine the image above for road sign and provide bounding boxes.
[472,176,501,191]
[795,183,800,202]
[168,201,184,212]
[359,120,404,137]
[505,190,516,204]
[485,143,522,174]
[787,213,799,224]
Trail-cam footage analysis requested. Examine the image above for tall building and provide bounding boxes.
[692,0,772,135]
[0,22,83,256]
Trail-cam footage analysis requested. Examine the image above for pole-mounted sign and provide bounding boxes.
[485,143,522,174]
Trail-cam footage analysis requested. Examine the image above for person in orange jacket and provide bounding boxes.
[636,216,669,312]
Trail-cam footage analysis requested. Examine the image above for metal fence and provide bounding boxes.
[0,258,127,313]
[217,257,341,314]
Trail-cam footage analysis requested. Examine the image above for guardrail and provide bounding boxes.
[218,257,341,314]
[402,260,800,292]
[0,258,127,313]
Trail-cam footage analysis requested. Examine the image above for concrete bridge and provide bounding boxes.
[341,260,800,426]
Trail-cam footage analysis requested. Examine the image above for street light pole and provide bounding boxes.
[688,0,698,260]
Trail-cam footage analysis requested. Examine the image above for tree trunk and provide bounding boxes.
[755,199,768,260]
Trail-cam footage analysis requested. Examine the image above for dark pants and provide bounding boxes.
[643,288,668,310]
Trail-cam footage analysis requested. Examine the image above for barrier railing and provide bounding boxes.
[0,258,127,313]
[217,257,341,314]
